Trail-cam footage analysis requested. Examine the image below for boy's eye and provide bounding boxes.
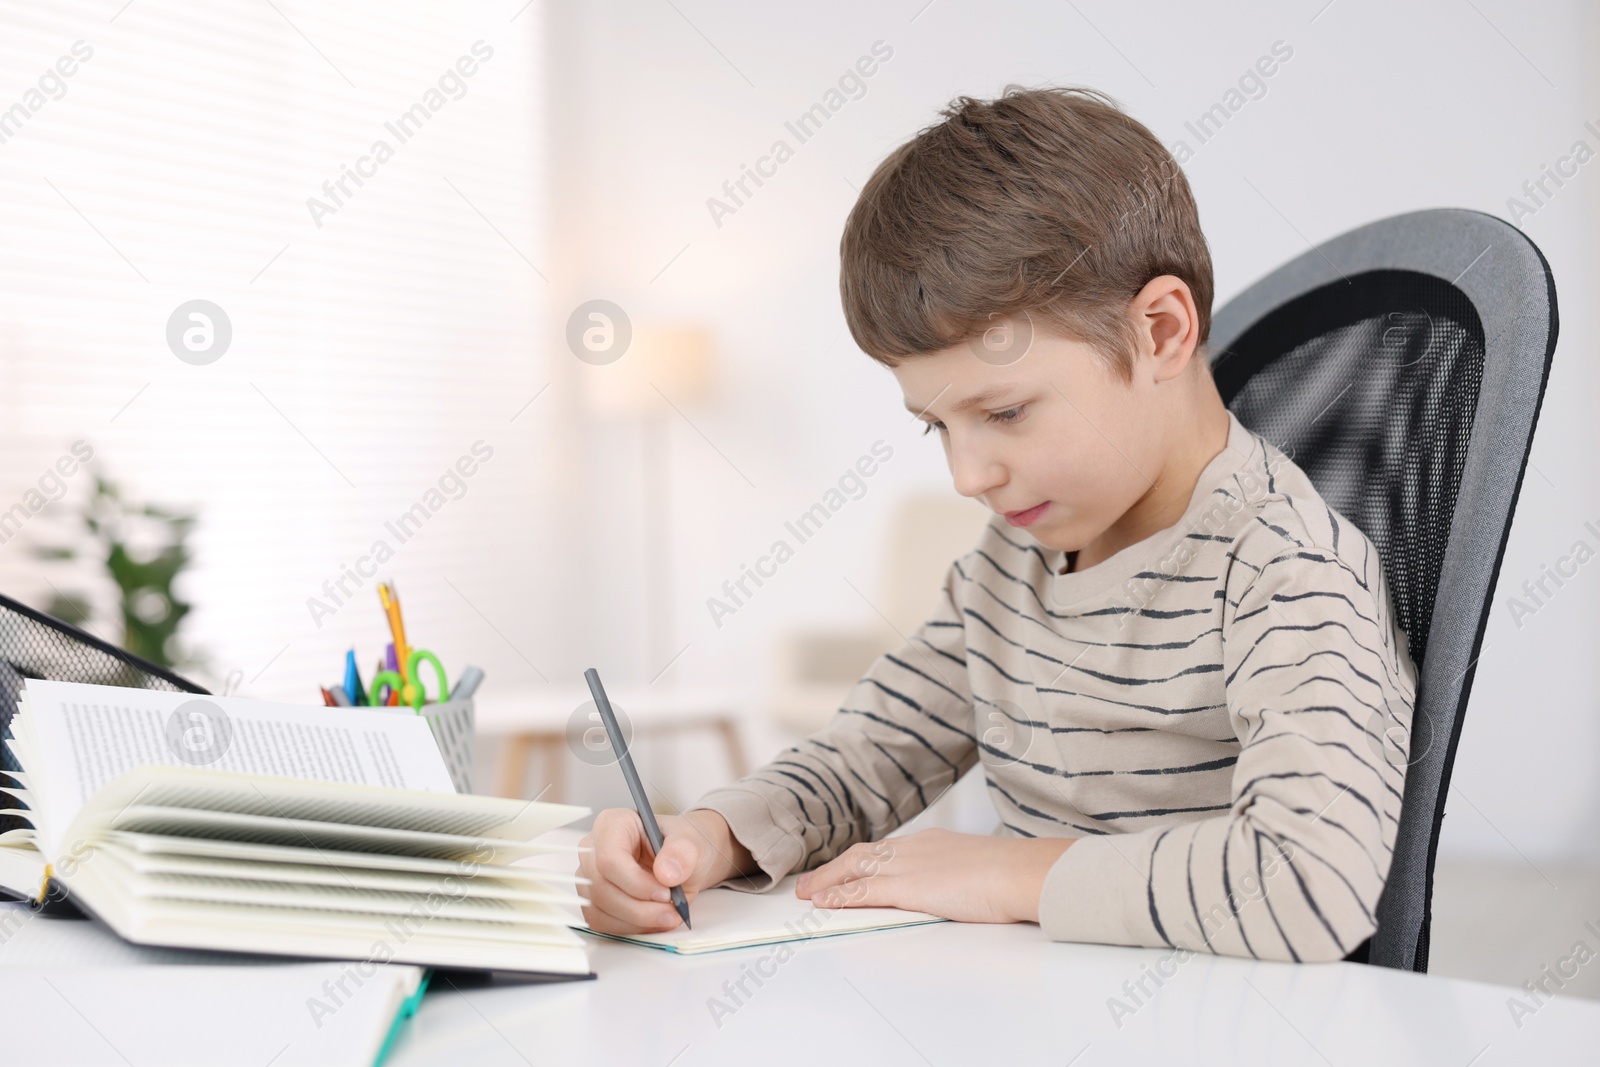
[920,405,1024,436]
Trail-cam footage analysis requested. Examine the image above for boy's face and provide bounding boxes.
[891,318,1170,555]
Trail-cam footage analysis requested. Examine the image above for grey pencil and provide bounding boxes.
[583,667,690,930]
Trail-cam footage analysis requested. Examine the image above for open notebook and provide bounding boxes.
[574,871,949,954]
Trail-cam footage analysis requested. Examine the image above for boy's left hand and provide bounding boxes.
[793,827,1074,924]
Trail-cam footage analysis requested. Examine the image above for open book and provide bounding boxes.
[0,679,594,979]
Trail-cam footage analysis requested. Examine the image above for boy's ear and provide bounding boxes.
[1131,274,1201,384]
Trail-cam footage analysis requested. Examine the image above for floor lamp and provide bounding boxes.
[586,323,717,683]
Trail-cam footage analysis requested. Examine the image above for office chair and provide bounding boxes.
[1206,208,1559,971]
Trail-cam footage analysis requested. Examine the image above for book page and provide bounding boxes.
[94,842,584,905]
[105,803,558,858]
[105,828,585,881]
[22,680,456,856]
[76,764,588,844]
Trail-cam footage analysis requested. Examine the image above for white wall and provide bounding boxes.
[545,0,1600,864]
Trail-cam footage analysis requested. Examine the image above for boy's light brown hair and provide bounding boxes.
[840,85,1214,381]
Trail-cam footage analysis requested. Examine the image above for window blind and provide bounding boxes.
[0,0,554,702]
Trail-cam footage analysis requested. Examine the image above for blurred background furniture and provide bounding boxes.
[770,492,991,735]
[480,681,749,804]
[483,495,991,811]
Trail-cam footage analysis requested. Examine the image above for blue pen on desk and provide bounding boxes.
[583,667,689,930]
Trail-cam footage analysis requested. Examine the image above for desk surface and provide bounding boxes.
[390,834,1600,1066]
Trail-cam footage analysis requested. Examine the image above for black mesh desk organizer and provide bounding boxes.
[0,591,207,904]
[1207,208,1558,971]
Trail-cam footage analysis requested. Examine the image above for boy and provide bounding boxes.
[578,86,1417,963]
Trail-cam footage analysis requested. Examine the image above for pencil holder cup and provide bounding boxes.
[385,697,476,793]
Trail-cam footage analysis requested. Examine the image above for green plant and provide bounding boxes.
[32,467,204,672]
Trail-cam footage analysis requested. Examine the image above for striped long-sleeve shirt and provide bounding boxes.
[691,408,1419,963]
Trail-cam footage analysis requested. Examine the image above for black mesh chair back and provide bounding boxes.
[1206,208,1558,971]
[0,592,208,851]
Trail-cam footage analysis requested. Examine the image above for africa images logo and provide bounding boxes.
[164,699,233,765]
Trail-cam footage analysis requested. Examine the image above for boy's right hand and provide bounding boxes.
[577,807,755,934]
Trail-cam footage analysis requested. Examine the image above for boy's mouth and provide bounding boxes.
[1003,502,1049,527]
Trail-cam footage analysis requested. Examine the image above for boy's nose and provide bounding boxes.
[949,449,1003,501]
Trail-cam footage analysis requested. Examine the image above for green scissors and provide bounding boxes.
[369,649,448,711]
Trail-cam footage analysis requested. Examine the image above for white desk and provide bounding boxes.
[5,828,1596,1065]
[389,832,1600,1066]
[390,922,1600,1065]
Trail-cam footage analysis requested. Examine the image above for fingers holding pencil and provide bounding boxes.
[578,809,737,934]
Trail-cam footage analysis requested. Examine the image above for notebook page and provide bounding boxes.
[578,871,949,954]
[22,679,455,856]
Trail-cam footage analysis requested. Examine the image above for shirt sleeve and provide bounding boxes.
[1036,540,1419,962]
[690,560,980,893]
